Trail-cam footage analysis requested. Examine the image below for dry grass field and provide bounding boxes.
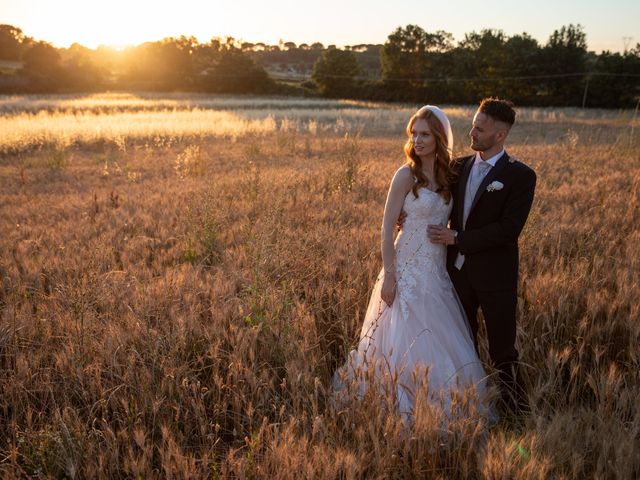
[0,93,639,478]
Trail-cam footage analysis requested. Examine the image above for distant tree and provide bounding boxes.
[173,35,199,55]
[192,38,223,73]
[200,47,273,93]
[350,44,368,53]
[353,44,382,79]
[503,33,542,102]
[452,29,509,100]
[0,21,635,106]
[123,38,194,89]
[380,25,453,100]
[547,24,587,51]
[539,24,588,105]
[587,48,640,107]
[55,43,111,90]
[312,48,360,97]
[21,41,64,91]
[504,33,540,74]
[0,24,30,61]
[92,45,122,73]
[458,29,507,69]
[224,36,239,49]
[381,26,453,74]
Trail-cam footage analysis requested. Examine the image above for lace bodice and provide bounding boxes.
[394,188,454,318]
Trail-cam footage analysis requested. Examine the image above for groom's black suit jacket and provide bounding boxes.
[446,152,536,291]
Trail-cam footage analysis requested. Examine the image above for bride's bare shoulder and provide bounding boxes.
[391,165,414,188]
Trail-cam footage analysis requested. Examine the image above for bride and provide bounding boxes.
[333,105,490,420]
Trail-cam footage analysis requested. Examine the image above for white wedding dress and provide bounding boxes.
[333,186,490,419]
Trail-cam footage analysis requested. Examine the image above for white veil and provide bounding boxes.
[416,105,454,155]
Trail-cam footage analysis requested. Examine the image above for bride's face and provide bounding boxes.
[410,118,436,158]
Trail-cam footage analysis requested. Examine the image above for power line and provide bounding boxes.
[311,71,640,82]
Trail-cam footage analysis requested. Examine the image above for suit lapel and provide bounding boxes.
[468,151,509,215]
[457,155,475,225]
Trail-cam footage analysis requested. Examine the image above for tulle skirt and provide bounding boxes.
[333,267,494,422]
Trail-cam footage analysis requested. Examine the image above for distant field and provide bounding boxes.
[0,92,636,153]
[0,93,639,478]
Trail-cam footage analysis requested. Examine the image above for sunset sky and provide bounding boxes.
[1,0,638,52]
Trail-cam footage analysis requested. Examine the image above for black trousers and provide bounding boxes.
[449,263,524,410]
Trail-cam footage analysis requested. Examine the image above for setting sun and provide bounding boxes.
[1,0,223,48]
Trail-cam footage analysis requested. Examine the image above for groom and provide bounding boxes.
[428,98,536,414]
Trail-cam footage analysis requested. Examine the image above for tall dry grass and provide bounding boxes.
[0,95,639,478]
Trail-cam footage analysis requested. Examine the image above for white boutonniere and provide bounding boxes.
[486,181,504,192]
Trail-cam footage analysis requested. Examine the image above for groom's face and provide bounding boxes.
[469,111,506,152]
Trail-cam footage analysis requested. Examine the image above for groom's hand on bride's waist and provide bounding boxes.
[427,224,457,245]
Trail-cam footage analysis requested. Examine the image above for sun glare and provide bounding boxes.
[4,0,223,49]
[48,9,174,49]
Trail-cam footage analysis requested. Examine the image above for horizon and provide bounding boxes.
[0,0,638,53]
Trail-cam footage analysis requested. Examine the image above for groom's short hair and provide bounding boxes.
[478,98,516,127]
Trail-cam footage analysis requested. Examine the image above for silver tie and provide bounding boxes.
[455,161,492,269]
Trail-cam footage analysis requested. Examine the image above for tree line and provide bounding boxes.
[1,23,639,107]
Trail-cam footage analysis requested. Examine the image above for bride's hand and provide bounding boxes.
[396,209,407,231]
[381,272,396,307]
